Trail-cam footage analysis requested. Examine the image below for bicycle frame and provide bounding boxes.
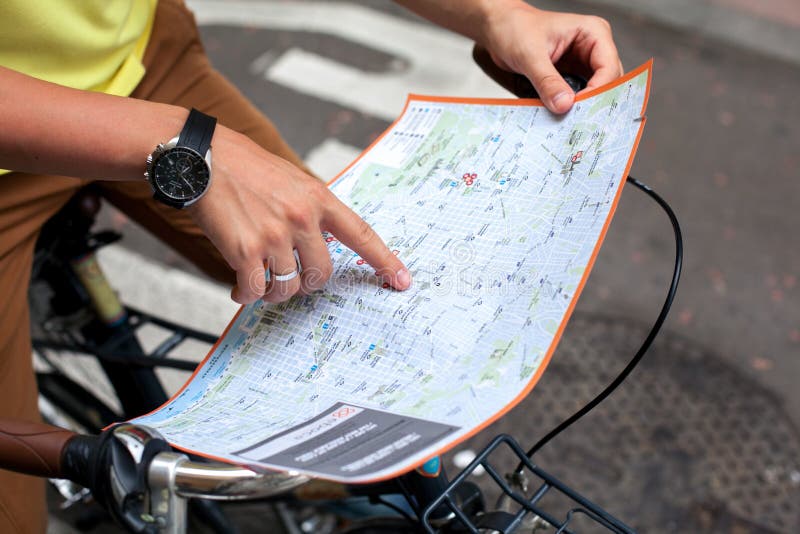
[31,188,172,421]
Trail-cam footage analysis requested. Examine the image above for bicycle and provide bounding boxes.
[4,45,683,534]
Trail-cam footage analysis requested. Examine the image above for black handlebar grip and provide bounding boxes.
[60,434,100,488]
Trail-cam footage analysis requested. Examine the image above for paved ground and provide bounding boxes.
[47,0,800,532]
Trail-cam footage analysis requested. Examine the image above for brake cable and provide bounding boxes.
[515,175,684,475]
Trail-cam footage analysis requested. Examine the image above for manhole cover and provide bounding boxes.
[447,312,800,533]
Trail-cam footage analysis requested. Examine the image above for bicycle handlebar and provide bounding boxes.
[0,418,310,531]
[151,452,310,501]
[0,416,310,500]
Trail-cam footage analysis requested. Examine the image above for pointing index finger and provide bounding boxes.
[324,198,411,291]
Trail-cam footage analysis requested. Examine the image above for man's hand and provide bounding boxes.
[189,126,411,305]
[0,68,410,305]
[394,0,623,114]
[480,2,623,113]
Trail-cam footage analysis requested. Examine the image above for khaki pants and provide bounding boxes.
[0,1,308,531]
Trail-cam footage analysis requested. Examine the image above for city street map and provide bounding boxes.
[132,62,652,483]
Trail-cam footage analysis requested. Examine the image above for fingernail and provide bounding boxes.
[552,92,570,110]
[396,268,412,289]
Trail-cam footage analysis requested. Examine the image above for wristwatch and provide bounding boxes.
[145,108,217,208]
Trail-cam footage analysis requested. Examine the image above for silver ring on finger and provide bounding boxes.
[272,270,299,282]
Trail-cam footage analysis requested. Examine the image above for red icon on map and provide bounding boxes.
[356,259,366,265]
[462,172,477,186]
[325,236,336,243]
[333,406,356,419]
[571,151,584,163]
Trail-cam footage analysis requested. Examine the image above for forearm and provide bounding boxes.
[392,0,517,44]
[0,65,186,181]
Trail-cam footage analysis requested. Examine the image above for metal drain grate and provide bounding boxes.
[446,312,800,533]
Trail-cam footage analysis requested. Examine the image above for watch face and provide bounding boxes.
[152,147,210,201]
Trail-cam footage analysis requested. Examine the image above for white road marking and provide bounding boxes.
[452,449,485,476]
[187,1,510,120]
[304,138,364,182]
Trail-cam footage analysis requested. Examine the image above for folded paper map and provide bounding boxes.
[132,62,652,483]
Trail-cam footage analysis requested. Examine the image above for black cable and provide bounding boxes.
[395,476,422,519]
[515,175,683,475]
[370,495,418,526]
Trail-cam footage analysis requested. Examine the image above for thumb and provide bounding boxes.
[527,56,574,114]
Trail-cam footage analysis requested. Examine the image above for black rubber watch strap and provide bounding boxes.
[177,108,217,155]
[153,189,188,209]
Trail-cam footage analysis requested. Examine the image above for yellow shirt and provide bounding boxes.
[0,1,156,174]
[0,0,156,96]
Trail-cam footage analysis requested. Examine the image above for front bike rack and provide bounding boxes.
[421,434,636,534]
[33,305,218,373]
